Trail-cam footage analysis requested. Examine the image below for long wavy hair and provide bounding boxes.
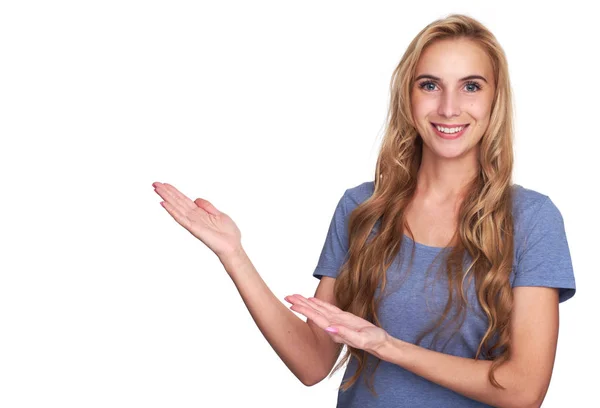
[330,14,515,396]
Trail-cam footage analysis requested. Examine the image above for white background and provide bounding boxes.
[1,1,597,407]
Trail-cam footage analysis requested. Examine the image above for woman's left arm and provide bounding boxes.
[286,286,558,408]
[373,286,558,408]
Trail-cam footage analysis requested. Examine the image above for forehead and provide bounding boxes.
[415,38,493,81]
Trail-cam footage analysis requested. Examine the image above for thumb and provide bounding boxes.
[194,198,220,216]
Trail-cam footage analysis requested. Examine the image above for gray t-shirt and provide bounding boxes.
[312,181,576,408]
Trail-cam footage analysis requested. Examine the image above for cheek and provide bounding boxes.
[411,93,435,118]
[472,110,492,137]
[466,103,491,127]
[469,95,494,121]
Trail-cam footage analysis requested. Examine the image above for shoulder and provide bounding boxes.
[511,184,551,224]
[343,180,375,209]
[511,184,569,266]
[509,185,575,301]
[511,183,564,231]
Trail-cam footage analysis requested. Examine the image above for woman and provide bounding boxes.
[152,14,575,408]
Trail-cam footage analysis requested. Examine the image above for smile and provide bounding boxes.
[430,123,470,140]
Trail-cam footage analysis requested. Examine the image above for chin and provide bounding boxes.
[423,140,474,160]
[435,150,467,160]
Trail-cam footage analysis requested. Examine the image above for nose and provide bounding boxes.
[437,90,461,118]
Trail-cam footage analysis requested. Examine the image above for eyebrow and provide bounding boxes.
[414,74,488,83]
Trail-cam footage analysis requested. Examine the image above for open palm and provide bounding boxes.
[284,294,390,355]
[153,182,241,259]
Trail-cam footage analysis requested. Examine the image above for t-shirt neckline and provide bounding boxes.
[402,234,453,253]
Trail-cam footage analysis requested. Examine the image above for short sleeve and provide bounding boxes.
[513,196,576,303]
[312,190,350,280]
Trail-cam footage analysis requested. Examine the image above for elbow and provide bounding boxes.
[522,393,544,408]
[508,364,548,408]
[516,397,541,408]
[515,386,545,408]
[299,369,328,387]
[300,373,325,387]
[301,378,318,387]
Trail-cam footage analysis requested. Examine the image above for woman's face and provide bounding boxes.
[411,38,495,160]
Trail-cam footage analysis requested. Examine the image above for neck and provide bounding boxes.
[415,146,479,204]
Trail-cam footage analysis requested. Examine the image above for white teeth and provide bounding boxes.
[435,125,464,134]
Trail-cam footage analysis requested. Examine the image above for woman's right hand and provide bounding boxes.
[152,181,242,260]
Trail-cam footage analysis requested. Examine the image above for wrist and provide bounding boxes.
[219,246,248,271]
[371,332,402,362]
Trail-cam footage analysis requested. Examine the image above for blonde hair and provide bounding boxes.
[331,14,515,396]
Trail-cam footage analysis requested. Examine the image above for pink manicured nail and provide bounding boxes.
[325,327,338,333]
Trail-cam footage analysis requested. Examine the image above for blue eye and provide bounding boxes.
[418,81,437,91]
[465,81,482,92]
[417,80,483,93]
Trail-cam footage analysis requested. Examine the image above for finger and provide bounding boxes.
[160,200,190,229]
[308,296,343,314]
[158,183,196,212]
[289,304,331,330]
[289,294,325,309]
[290,296,366,335]
[287,294,318,308]
[154,184,189,216]
[194,198,220,216]
[162,183,198,211]
[306,297,369,331]
[155,188,195,221]
[284,295,302,304]
[287,295,325,316]
[296,296,336,319]
[287,295,335,319]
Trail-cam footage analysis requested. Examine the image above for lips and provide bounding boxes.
[431,122,469,128]
[430,122,470,140]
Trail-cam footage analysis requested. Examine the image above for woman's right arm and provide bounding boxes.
[220,249,343,386]
[152,182,342,386]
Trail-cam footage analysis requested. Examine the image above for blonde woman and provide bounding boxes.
[152,14,575,408]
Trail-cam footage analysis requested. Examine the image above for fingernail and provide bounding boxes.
[325,327,338,333]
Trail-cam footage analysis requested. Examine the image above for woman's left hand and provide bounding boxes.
[284,294,390,357]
